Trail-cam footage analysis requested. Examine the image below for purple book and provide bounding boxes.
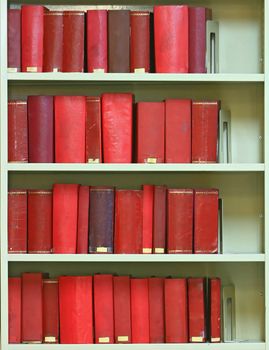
[8,9,21,72]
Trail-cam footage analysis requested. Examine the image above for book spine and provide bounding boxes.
[77,186,90,254]
[153,186,167,254]
[8,9,21,72]
[148,278,165,343]
[86,97,102,163]
[210,278,221,342]
[43,279,59,343]
[9,277,22,343]
[142,185,154,253]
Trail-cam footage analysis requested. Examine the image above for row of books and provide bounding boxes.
[8,5,216,74]
[9,273,221,344]
[8,95,219,164]
[8,184,219,255]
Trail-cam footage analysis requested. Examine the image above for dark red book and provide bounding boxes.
[28,190,52,253]
[55,96,86,163]
[192,101,219,163]
[53,184,79,254]
[43,11,64,72]
[165,99,191,163]
[43,279,59,343]
[194,189,219,253]
[9,277,22,343]
[86,96,102,163]
[153,186,166,254]
[167,189,193,254]
[137,102,165,163]
[154,6,189,73]
[8,101,28,163]
[8,9,21,72]
[22,273,43,343]
[87,10,107,72]
[8,190,27,254]
[63,11,85,72]
[28,96,54,163]
[59,276,93,343]
[113,276,132,343]
[210,278,221,343]
[148,278,165,343]
[94,274,114,344]
[165,278,188,343]
[114,190,143,254]
[21,5,44,72]
[130,11,150,73]
[188,278,206,342]
[102,93,133,163]
[142,185,154,254]
[77,186,90,254]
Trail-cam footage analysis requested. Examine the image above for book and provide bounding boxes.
[86,96,102,163]
[77,186,90,254]
[153,186,166,254]
[9,277,22,343]
[148,278,165,343]
[43,279,59,343]
[142,185,154,253]
[8,9,21,72]
[209,278,221,342]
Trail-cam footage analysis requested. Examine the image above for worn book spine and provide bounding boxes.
[8,9,21,72]
[210,278,221,343]
[148,277,165,343]
[153,186,167,254]
[77,186,90,254]
[9,277,22,343]
[43,279,59,343]
[86,96,102,163]
[142,185,154,253]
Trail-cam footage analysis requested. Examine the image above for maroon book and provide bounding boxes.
[148,278,165,343]
[77,186,90,254]
[8,9,21,72]
[43,279,59,343]
[86,96,102,163]
[9,277,22,343]
[153,186,167,254]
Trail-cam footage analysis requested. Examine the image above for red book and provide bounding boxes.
[113,276,131,343]
[28,96,54,163]
[8,101,28,163]
[154,6,189,73]
[86,97,102,163]
[53,184,79,254]
[165,278,188,343]
[167,189,193,254]
[63,11,85,72]
[188,278,206,342]
[8,9,21,72]
[43,11,64,72]
[194,189,219,253]
[8,190,27,254]
[210,278,221,343]
[130,11,150,73]
[21,5,44,72]
[153,186,166,254]
[59,276,93,343]
[148,278,165,343]
[131,279,150,343]
[87,10,107,72]
[102,93,133,163]
[114,190,143,254]
[28,190,52,253]
[142,185,154,254]
[55,96,86,163]
[94,275,114,344]
[22,273,43,343]
[43,279,59,343]
[165,99,191,163]
[9,277,22,343]
[192,101,219,163]
[77,186,90,254]
[137,102,165,163]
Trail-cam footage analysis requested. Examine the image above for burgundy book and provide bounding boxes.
[148,278,165,343]
[77,186,90,254]
[43,279,59,343]
[8,9,21,72]
[86,96,102,163]
[153,186,166,254]
[210,278,221,343]
[142,185,154,254]
[9,277,22,343]
[28,96,54,163]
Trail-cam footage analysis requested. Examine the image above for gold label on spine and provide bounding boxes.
[96,247,108,253]
[99,337,110,343]
[44,336,56,343]
[191,337,204,342]
[118,336,129,342]
[88,158,100,163]
[8,67,18,73]
[53,68,59,72]
[134,68,146,73]
[143,248,152,254]
[146,158,157,164]
[154,248,165,254]
[27,67,38,72]
[93,68,105,73]
[211,337,221,342]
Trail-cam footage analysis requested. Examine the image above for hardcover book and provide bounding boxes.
[153,186,167,254]
[43,279,59,343]
[142,185,154,253]
[77,186,90,254]
[210,278,221,342]
[8,9,21,72]
[86,96,102,163]
[148,278,165,343]
[9,277,22,343]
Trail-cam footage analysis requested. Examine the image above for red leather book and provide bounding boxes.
[165,278,188,343]
[210,278,221,343]
[63,11,85,72]
[77,186,90,254]
[55,96,86,163]
[28,96,54,163]
[53,184,79,254]
[94,274,114,344]
[142,185,154,253]
[192,101,219,163]
[153,186,166,254]
[28,190,52,253]
[148,278,165,343]
[154,6,189,73]
[8,9,21,72]
[137,102,165,163]
[87,10,107,72]
[167,189,193,254]
[43,11,64,72]
[9,277,22,343]
[194,189,219,253]
[8,190,27,254]
[8,101,28,163]
[86,97,102,163]
[131,278,150,343]
[102,93,133,163]
[43,279,59,343]
[130,11,150,73]
[21,5,44,72]
[22,273,43,343]
[114,190,143,254]
[113,276,131,343]
[165,99,191,163]
[188,278,206,342]
[59,276,93,343]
